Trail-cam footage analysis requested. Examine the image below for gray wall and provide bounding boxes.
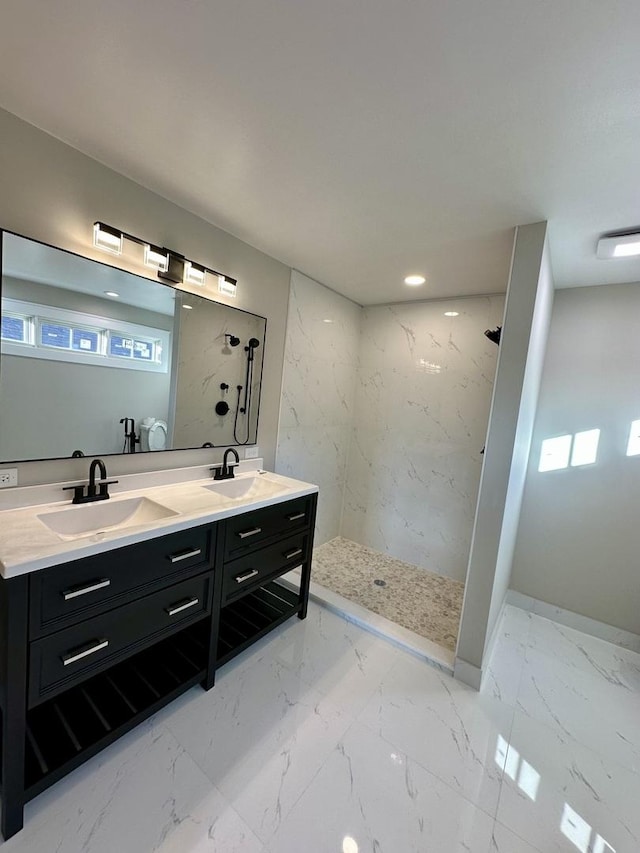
[455,223,554,682]
[511,282,640,635]
[0,107,291,483]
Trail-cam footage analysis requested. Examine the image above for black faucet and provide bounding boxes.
[63,458,119,504]
[120,418,139,453]
[211,447,240,481]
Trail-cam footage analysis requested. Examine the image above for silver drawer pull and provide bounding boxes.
[166,597,200,616]
[62,578,111,601]
[169,548,202,563]
[235,569,259,584]
[287,512,305,522]
[284,548,303,560]
[237,526,262,539]
[62,638,109,666]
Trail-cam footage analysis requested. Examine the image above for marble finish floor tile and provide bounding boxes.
[267,721,495,853]
[312,536,464,650]
[2,721,262,853]
[159,646,354,844]
[4,600,639,853]
[496,711,640,853]
[358,650,514,817]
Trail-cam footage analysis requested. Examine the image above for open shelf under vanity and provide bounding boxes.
[217,581,301,668]
[24,619,209,798]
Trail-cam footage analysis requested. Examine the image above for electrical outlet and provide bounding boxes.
[0,468,18,488]
[244,446,259,459]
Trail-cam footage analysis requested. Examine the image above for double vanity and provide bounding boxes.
[0,462,318,839]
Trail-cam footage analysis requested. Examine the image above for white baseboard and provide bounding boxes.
[506,590,640,653]
[453,657,483,690]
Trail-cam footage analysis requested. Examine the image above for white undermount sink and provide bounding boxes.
[37,496,179,541]
[202,474,285,501]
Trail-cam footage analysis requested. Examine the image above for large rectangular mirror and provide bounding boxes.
[0,231,266,462]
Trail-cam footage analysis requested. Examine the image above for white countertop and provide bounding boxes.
[0,463,318,578]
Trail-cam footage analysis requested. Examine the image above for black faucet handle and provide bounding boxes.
[97,479,118,497]
[62,483,89,504]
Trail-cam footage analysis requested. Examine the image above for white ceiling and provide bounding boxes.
[1,0,640,305]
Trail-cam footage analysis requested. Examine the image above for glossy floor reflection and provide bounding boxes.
[3,602,638,852]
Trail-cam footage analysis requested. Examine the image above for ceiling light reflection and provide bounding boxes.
[342,836,359,853]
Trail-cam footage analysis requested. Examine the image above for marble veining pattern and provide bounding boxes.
[275,270,361,545]
[2,600,638,852]
[342,295,504,581]
[312,536,464,651]
[275,272,503,584]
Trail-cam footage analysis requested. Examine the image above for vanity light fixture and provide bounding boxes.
[404,274,426,286]
[218,275,237,298]
[597,231,640,258]
[143,244,170,273]
[93,222,123,255]
[184,261,206,286]
[92,221,238,295]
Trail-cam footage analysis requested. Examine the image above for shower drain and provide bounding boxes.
[374,579,387,587]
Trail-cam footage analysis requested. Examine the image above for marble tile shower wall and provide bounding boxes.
[276,271,361,544]
[341,296,504,582]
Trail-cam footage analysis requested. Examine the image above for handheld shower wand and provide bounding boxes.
[234,338,261,444]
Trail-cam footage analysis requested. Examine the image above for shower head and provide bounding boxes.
[484,326,502,346]
[225,334,240,347]
[248,338,260,349]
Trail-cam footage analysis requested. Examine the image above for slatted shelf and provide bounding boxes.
[23,619,209,798]
[216,581,300,668]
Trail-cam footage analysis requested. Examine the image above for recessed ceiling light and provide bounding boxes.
[597,232,640,258]
[182,304,193,310]
[404,275,426,286]
[104,290,120,298]
[444,311,459,317]
[323,318,333,324]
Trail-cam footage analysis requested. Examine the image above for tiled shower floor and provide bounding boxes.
[311,537,464,651]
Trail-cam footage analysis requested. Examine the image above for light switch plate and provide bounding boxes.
[244,447,259,459]
[0,468,18,488]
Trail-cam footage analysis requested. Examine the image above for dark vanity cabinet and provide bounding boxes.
[0,493,317,839]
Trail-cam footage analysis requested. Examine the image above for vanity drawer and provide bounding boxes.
[221,531,310,605]
[223,496,312,560]
[28,572,213,707]
[30,525,213,638]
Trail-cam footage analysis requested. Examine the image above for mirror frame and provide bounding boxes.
[0,228,267,464]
